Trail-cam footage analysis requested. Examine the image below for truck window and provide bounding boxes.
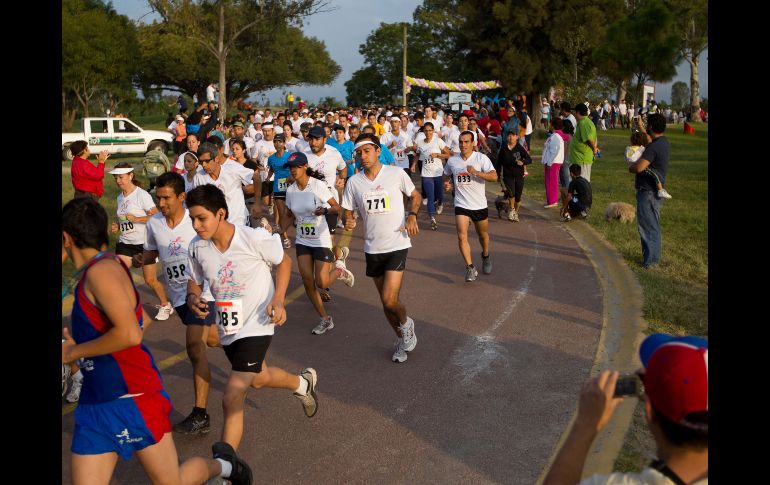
[113,120,140,133]
[90,120,109,133]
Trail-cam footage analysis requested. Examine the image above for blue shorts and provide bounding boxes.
[175,301,216,326]
[71,391,173,460]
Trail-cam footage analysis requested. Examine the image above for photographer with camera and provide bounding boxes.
[543,333,708,485]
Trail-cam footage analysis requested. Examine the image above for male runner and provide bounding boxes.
[143,172,218,435]
[185,185,318,452]
[62,197,252,485]
[443,131,497,282]
[342,133,422,363]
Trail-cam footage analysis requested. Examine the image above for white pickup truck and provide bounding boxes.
[61,117,174,160]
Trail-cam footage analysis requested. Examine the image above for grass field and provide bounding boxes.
[526,122,708,471]
[61,120,707,473]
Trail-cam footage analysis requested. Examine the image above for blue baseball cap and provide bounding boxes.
[284,151,308,167]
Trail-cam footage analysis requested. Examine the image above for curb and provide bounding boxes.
[516,198,647,482]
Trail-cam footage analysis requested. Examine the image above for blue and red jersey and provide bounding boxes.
[70,253,164,404]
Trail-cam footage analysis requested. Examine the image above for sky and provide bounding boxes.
[110,0,708,105]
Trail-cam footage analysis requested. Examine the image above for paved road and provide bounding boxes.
[62,189,603,484]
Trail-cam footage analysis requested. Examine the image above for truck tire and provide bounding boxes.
[62,145,73,161]
[147,141,169,154]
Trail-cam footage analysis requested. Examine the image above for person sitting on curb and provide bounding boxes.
[560,164,592,222]
[543,333,708,484]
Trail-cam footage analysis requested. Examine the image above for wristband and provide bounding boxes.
[408,211,418,217]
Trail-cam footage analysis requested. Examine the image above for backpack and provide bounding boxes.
[142,148,171,189]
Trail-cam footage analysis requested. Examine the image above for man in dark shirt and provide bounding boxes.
[561,163,592,221]
[628,113,670,268]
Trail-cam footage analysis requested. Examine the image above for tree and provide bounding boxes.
[670,81,690,109]
[665,0,707,115]
[345,67,389,106]
[62,0,140,122]
[593,0,681,107]
[148,0,335,120]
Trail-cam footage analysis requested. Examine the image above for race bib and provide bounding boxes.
[426,157,442,166]
[277,178,288,191]
[395,149,407,162]
[298,218,319,239]
[363,190,390,215]
[117,216,136,235]
[215,299,243,335]
[456,172,473,185]
[163,256,188,285]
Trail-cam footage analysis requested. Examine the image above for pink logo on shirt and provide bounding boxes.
[168,237,183,256]
[217,261,237,286]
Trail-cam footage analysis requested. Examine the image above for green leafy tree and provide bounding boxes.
[345,66,389,106]
[664,0,707,114]
[670,81,690,110]
[148,0,335,120]
[593,0,681,107]
[62,0,140,122]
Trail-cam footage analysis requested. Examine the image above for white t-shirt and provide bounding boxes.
[579,467,708,485]
[284,137,301,153]
[444,152,495,211]
[206,84,216,102]
[440,124,459,142]
[524,115,533,135]
[304,149,346,202]
[183,170,200,193]
[291,119,303,135]
[380,131,413,169]
[116,187,156,245]
[286,178,335,248]
[252,139,277,181]
[294,138,309,154]
[144,210,214,307]
[342,165,415,254]
[562,114,578,132]
[619,103,628,116]
[193,163,254,226]
[415,135,447,177]
[188,225,285,345]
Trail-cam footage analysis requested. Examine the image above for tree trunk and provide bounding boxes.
[617,78,627,104]
[62,91,77,131]
[218,2,227,121]
[687,53,701,118]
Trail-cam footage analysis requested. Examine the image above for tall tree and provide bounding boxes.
[665,0,707,115]
[593,0,681,107]
[148,0,334,120]
[62,0,139,121]
[670,81,690,109]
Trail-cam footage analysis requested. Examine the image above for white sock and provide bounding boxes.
[72,370,83,382]
[295,375,308,395]
[216,458,232,478]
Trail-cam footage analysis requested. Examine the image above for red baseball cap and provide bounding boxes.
[640,334,708,428]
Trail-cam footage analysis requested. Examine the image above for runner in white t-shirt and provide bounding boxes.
[414,121,451,229]
[108,163,173,321]
[142,172,218,435]
[379,117,414,172]
[278,152,355,335]
[251,123,278,215]
[193,142,261,227]
[341,133,422,363]
[448,113,477,155]
[184,183,319,452]
[174,133,202,173]
[443,131,497,282]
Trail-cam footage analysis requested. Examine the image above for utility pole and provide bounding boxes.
[403,23,408,108]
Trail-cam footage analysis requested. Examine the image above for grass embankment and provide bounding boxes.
[525,123,708,471]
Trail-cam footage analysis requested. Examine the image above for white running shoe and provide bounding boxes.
[336,246,350,266]
[436,202,443,215]
[658,188,673,199]
[336,219,345,229]
[336,266,355,288]
[508,210,516,222]
[392,339,408,363]
[400,317,417,352]
[294,368,318,418]
[312,316,335,335]
[155,302,174,321]
[66,372,83,403]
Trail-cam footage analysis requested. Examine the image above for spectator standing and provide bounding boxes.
[570,103,599,182]
[70,140,109,199]
[541,118,565,208]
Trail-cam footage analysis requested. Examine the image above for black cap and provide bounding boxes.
[273,133,285,141]
[308,126,326,138]
[332,123,345,132]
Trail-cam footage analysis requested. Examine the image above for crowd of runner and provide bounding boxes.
[63,96,671,484]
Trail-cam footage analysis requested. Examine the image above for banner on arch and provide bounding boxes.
[404,76,502,91]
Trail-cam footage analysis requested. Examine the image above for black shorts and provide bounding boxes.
[454,206,489,222]
[502,174,525,202]
[174,301,216,326]
[115,242,158,263]
[273,191,286,200]
[223,335,272,373]
[261,181,273,197]
[365,248,408,277]
[296,243,334,263]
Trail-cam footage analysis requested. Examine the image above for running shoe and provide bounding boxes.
[294,368,318,418]
[392,338,408,363]
[319,288,331,302]
[212,441,253,485]
[658,188,673,199]
[430,217,438,230]
[66,373,82,403]
[336,246,350,266]
[336,219,345,229]
[465,265,478,282]
[544,203,559,209]
[508,210,516,222]
[436,202,443,215]
[580,210,588,219]
[336,266,355,288]
[512,211,520,222]
[400,317,417,352]
[62,363,70,398]
[173,410,211,435]
[154,302,174,321]
[481,254,492,275]
[312,316,334,335]
[561,213,572,222]
[282,237,291,249]
[423,199,428,206]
